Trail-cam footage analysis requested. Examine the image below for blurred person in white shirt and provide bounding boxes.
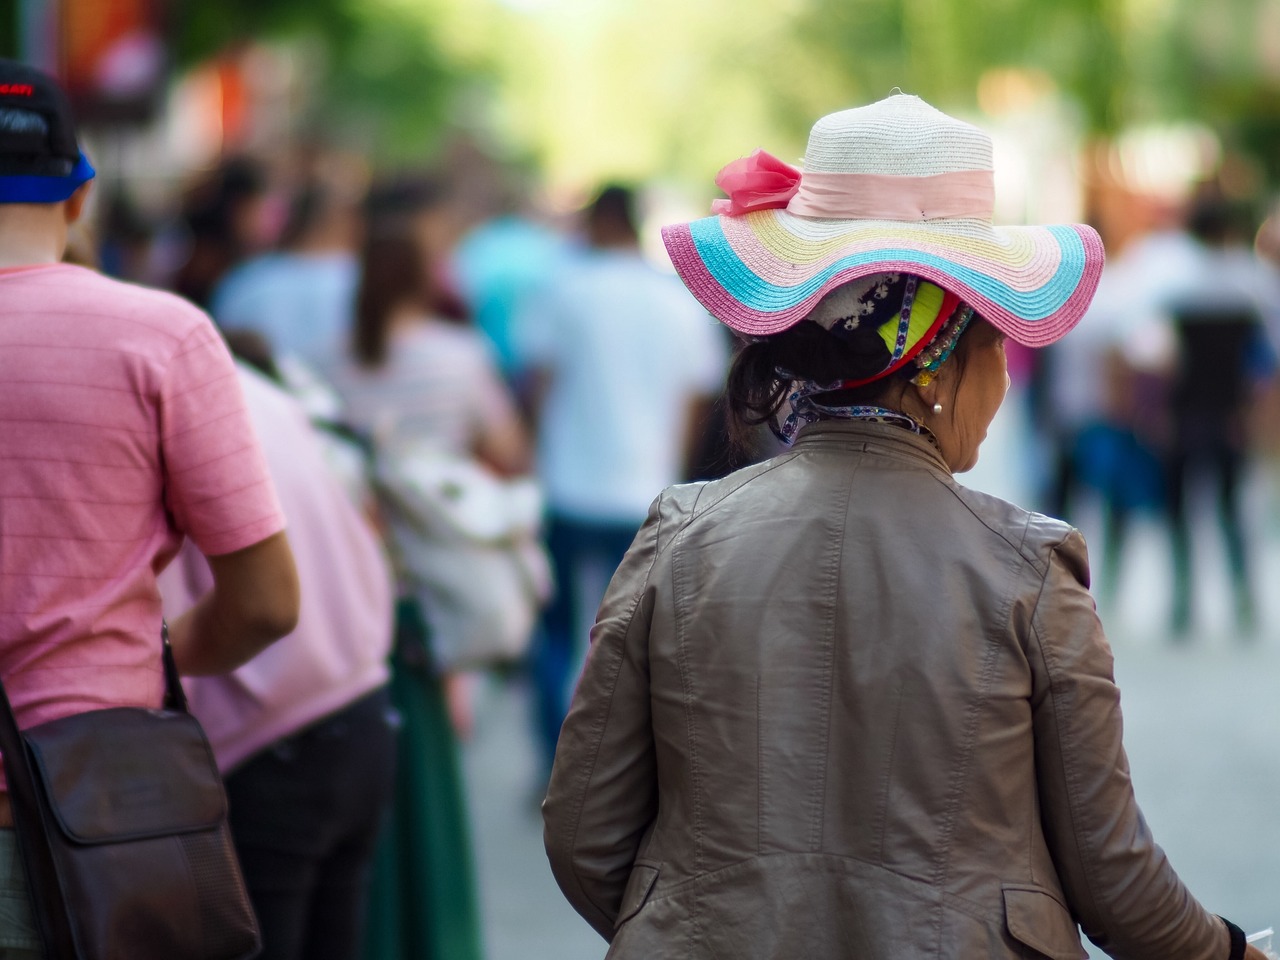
[514,185,728,780]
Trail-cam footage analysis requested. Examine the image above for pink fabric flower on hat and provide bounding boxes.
[711,149,802,216]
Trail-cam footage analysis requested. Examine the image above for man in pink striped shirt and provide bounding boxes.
[0,59,300,955]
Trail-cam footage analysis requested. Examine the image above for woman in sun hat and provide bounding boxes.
[541,94,1264,960]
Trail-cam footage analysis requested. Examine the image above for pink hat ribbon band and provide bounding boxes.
[787,169,994,221]
[710,149,995,221]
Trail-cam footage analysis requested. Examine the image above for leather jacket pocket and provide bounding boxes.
[615,862,660,928]
[1002,885,1087,960]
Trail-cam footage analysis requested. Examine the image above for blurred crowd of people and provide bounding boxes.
[55,131,1280,958]
[8,43,1280,960]
[72,148,734,959]
[1030,186,1280,637]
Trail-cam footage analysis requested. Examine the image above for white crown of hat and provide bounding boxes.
[802,94,993,178]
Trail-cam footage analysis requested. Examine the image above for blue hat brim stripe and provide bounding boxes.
[0,153,96,204]
[688,217,1088,323]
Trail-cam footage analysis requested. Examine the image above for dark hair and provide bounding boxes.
[182,157,269,243]
[725,314,989,448]
[586,184,638,240]
[353,230,435,368]
[222,329,283,383]
[277,182,332,250]
[1185,188,1255,246]
[363,174,448,234]
[725,322,906,443]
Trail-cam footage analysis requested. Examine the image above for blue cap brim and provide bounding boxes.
[0,153,95,204]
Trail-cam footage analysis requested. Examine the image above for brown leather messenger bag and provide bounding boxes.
[0,624,260,960]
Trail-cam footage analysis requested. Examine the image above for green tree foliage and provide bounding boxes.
[175,0,357,65]
[176,0,476,162]
[170,0,1280,189]
[786,0,1125,132]
[789,0,1280,139]
[771,0,1280,194]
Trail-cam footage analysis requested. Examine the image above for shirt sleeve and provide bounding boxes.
[512,284,563,370]
[159,319,285,556]
[671,289,729,395]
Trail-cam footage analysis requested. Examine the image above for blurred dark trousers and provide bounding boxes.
[224,686,397,960]
[1164,413,1252,631]
[0,829,39,958]
[531,513,640,774]
[1164,315,1261,632]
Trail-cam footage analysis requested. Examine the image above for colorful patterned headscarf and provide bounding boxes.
[804,273,972,388]
[773,272,976,443]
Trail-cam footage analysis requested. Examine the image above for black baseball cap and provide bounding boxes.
[0,58,95,203]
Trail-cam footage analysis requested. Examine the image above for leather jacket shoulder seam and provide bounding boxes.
[686,453,802,520]
[934,478,1029,556]
[933,478,1072,575]
[1016,512,1032,555]
[689,480,706,516]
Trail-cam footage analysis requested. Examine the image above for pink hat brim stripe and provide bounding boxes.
[695,215,1087,316]
[661,218,1104,348]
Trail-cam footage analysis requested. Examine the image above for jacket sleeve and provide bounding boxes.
[542,496,663,942]
[1029,529,1229,960]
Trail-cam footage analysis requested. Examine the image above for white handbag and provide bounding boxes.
[375,444,553,671]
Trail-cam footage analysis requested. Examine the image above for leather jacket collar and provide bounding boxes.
[790,419,952,476]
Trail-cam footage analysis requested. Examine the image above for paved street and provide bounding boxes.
[460,409,1280,958]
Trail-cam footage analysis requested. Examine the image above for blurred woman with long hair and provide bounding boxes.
[339,220,529,474]
[325,178,530,960]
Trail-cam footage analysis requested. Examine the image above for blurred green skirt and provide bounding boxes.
[364,599,484,960]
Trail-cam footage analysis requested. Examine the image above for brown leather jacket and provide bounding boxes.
[543,420,1229,960]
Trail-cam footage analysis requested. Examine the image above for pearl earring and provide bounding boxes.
[932,403,943,415]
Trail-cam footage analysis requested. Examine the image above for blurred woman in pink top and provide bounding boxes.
[160,364,397,960]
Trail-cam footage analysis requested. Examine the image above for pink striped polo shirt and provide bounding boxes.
[0,263,285,746]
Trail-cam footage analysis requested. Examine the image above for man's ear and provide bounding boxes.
[63,182,92,225]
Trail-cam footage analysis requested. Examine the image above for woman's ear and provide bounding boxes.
[909,374,941,411]
[889,374,935,423]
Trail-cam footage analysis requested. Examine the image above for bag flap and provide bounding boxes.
[24,707,226,843]
[1003,885,1087,960]
[615,863,659,928]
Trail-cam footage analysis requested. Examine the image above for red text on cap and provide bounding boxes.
[0,84,35,97]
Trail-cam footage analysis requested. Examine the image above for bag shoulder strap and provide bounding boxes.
[160,622,188,713]
[0,662,42,826]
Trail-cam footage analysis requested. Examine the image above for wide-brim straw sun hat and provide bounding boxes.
[660,93,1104,346]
